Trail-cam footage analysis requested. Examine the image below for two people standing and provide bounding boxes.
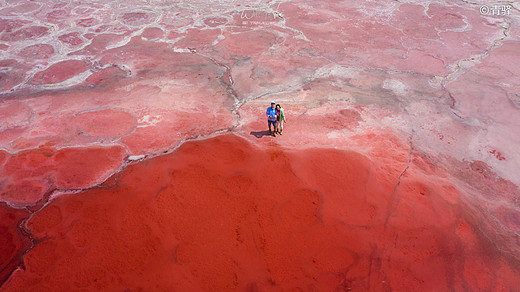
[266,101,286,137]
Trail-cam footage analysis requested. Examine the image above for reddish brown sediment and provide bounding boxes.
[1,134,519,291]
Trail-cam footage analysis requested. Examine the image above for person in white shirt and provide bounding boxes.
[275,104,286,135]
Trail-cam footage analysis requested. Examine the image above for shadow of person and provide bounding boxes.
[250,130,270,138]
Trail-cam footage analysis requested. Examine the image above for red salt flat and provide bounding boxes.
[0,178,51,207]
[17,44,55,60]
[76,17,98,28]
[73,108,135,138]
[0,60,29,92]
[0,19,29,33]
[175,28,221,49]
[0,2,41,16]
[0,203,31,285]
[0,0,519,290]
[70,33,126,56]
[0,128,27,147]
[0,100,32,130]
[58,32,84,47]
[216,30,277,57]
[0,145,127,206]
[30,60,89,85]
[0,150,7,165]
[1,134,518,291]
[84,66,128,86]
[141,27,164,40]
[0,26,49,42]
[120,11,157,26]
[53,145,127,189]
[46,9,68,22]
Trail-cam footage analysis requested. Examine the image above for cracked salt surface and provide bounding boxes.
[1,0,520,290]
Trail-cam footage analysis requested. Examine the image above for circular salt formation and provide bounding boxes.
[73,108,136,138]
[120,11,157,26]
[30,60,89,85]
[2,2,42,15]
[141,27,164,40]
[58,32,83,47]
[76,17,98,27]
[18,44,55,60]
[0,26,50,42]
[0,59,28,92]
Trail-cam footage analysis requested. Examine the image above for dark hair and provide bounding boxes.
[275,104,281,108]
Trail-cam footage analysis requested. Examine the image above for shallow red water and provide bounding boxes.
[0,203,30,286]
[1,134,518,291]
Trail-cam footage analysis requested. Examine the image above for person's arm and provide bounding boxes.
[282,109,286,122]
[266,108,270,117]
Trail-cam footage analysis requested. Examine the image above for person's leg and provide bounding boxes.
[268,120,275,134]
[279,120,283,134]
[273,121,277,136]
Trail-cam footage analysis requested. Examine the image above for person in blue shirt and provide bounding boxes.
[266,101,278,136]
